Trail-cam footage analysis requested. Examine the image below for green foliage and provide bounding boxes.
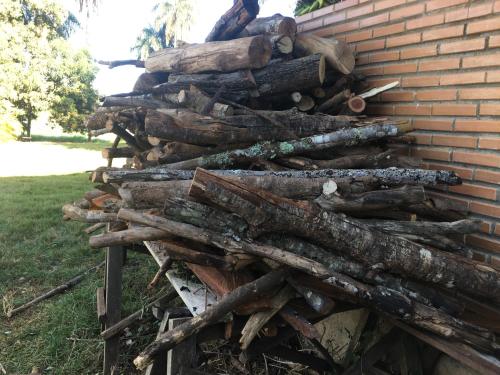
[132,0,194,60]
[0,0,98,137]
[294,0,338,16]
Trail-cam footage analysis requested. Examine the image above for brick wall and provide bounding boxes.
[296,0,500,263]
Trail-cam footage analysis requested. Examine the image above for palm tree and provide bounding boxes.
[131,0,194,59]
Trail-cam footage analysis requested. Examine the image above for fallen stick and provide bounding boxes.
[7,261,105,318]
[100,289,178,340]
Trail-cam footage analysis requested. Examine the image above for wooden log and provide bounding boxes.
[294,34,355,75]
[134,72,169,92]
[270,34,294,58]
[252,54,326,97]
[162,122,412,170]
[190,169,500,302]
[316,89,351,114]
[102,147,135,160]
[341,96,366,115]
[359,219,482,237]
[62,204,117,223]
[100,290,178,340]
[85,222,106,235]
[205,0,259,42]
[178,86,233,118]
[102,96,175,110]
[315,185,426,213]
[156,142,249,165]
[103,167,461,188]
[237,14,297,38]
[240,285,295,349]
[7,261,105,318]
[167,70,256,94]
[99,59,145,69]
[90,227,169,248]
[295,95,315,112]
[145,36,271,74]
[133,269,288,370]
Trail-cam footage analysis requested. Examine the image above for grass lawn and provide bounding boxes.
[0,174,159,374]
[30,134,114,151]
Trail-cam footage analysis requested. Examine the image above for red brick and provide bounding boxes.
[414,134,433,145]
[467,16,500,34]
[383,63,418,74]
[346,30,373,43]
[366,104,395,115]
[407,14,444,30]
[332,20,360,34]
[459,88,500,100]
[375,0,406,11]
[432,104,477,116]
[395,105,432,116]
[426,0,467,12]
[427,191,471,210]
[400,45,438,60]
[426,162,474,179]
[402,76,440,87]
[445,8,468,23]
[467,234,500,253]
[470,201,500,218]
[373,22,405,37]
[440,72,486,86]
[370,50,400,63]
[295,12,312,24]
[415,89,457,101]
[311,5,335,18]
[334,0,359,11]
[411,147,451,161]
[360,12,390,28]
[449,183,498,200]
[440,38,486,54]
[462,54,500,68]
[455,120,500,133]
[490,35,500,47]
[356,39,385,52]
[418,58,460,72]
[380,91,415,102]
[480,104,500,115]
[413,119,453,131]
[356,54,370,65]
[387,32,422,48]
[468,2,494,19]
[347,4,374,19]
[475,169,500,184]
[496,0,500,13]
[357,66,384,76]
[432,134,477,148]
[492,256,500,269]
[496,224,500,236]
[487,70,500,82]
[423,25,464,42]
[321,13,347,28]
[453,150,500,167]
[366,78,400,88]
[472,251,487,262]
[300,18,324,32]
[479,137,500,150]
[480,221,493,234]
[390,3,425,21]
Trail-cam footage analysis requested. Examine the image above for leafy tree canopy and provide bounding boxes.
[0,0,98,138]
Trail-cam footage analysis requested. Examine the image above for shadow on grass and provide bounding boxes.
[31,134,112,151]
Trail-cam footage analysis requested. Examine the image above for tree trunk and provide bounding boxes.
[205,0,260,42]
[133,269,288,370]
[167,70,256,95]
[177,86,233,118]
[316,89,351,114]
[189,169,500,302]
[62,204,118,223]
[294,34,355,75]
[252,54,326,97]
[102,96,175,110]
[145,36,271,74]
[237,14,297,38]
[161,122,411,170]
[270,35,294,58]
[102,147,135,160]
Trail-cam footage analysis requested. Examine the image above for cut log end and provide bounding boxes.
[347,96,367,114]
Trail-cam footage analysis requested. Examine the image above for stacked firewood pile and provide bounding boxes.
[63,0,500,373]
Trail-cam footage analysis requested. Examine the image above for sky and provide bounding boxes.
[66,0,297,95]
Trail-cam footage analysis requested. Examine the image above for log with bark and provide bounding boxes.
[145,36,272,74]
[237,14,297,38]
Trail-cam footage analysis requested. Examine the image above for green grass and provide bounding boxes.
[31,134,113,151]
[0,174,159,374]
